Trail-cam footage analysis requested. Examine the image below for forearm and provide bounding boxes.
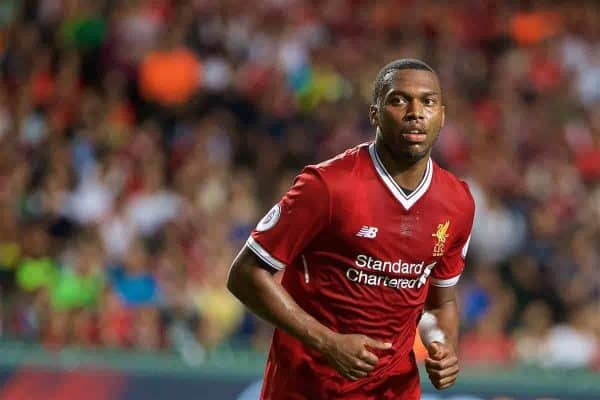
[228,250,334,352]
[421,292,462,391]
[422,299,459,351]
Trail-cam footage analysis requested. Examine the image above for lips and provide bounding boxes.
[400,128,427,143]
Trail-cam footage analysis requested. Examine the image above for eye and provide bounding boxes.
[424,98,437,106]
[390,97,406,106]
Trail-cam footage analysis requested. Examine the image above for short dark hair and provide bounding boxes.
[372,59,436,103]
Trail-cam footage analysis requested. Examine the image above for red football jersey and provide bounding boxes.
[247,143,475,400]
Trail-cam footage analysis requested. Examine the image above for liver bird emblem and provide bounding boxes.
[432,220,450,256]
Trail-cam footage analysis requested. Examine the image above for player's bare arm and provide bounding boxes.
[227,247,392,381]
[420,285,460,390]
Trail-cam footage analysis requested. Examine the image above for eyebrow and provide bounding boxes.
[385,89,440,99]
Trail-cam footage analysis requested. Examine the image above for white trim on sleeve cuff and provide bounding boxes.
[430,274,461,287]
[461,234,472,259]
[246,236,286,271]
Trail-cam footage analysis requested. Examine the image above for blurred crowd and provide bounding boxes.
[0,0,598,370]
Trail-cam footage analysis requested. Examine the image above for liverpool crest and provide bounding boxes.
[432,220,450,256]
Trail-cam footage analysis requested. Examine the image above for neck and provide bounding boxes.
[374,137,430,191]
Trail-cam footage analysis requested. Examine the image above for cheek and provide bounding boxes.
[427,111,443,129]
[382,109,404,125]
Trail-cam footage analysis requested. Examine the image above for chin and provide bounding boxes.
[398,146,429,162]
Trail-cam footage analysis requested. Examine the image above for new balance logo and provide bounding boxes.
[356,226,378,238]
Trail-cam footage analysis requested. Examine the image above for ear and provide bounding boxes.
[369,104,378,126]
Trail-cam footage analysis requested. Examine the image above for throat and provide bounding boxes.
[400,186,414,196]
[393,166,428,192]
[374,141,430,191]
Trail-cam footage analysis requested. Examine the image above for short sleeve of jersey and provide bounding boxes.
[430,184,475,287]
[246,167,330,271]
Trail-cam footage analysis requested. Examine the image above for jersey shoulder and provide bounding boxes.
[432,162,475,213]
[310,143,369,182]
[287,144,368,220]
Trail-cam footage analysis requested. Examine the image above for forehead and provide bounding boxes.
[384,69,441,95]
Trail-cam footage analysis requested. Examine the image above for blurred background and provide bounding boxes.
[0,0,598,399]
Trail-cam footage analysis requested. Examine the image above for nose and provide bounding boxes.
[405,99,424,121]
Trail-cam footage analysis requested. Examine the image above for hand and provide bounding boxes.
[321,333,392,381]
[425,341,460,390]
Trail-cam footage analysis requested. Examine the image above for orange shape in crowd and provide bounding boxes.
[139,47,202,106]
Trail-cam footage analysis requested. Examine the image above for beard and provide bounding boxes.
[398,145,430,162]
[382,135,433,163]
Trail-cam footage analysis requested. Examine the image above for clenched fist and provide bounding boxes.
[425,341,460,390]
[321,333,392,381]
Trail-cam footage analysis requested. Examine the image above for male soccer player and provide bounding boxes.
[228,59,475,399]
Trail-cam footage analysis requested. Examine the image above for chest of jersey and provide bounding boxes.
[308,174,458,302]
[343,182,453,256]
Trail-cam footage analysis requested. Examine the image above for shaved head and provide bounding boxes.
[373,59,437,104]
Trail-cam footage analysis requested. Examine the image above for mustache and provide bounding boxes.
[399,125,427,133]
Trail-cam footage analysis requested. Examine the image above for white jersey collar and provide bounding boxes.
[368,143,433,210]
